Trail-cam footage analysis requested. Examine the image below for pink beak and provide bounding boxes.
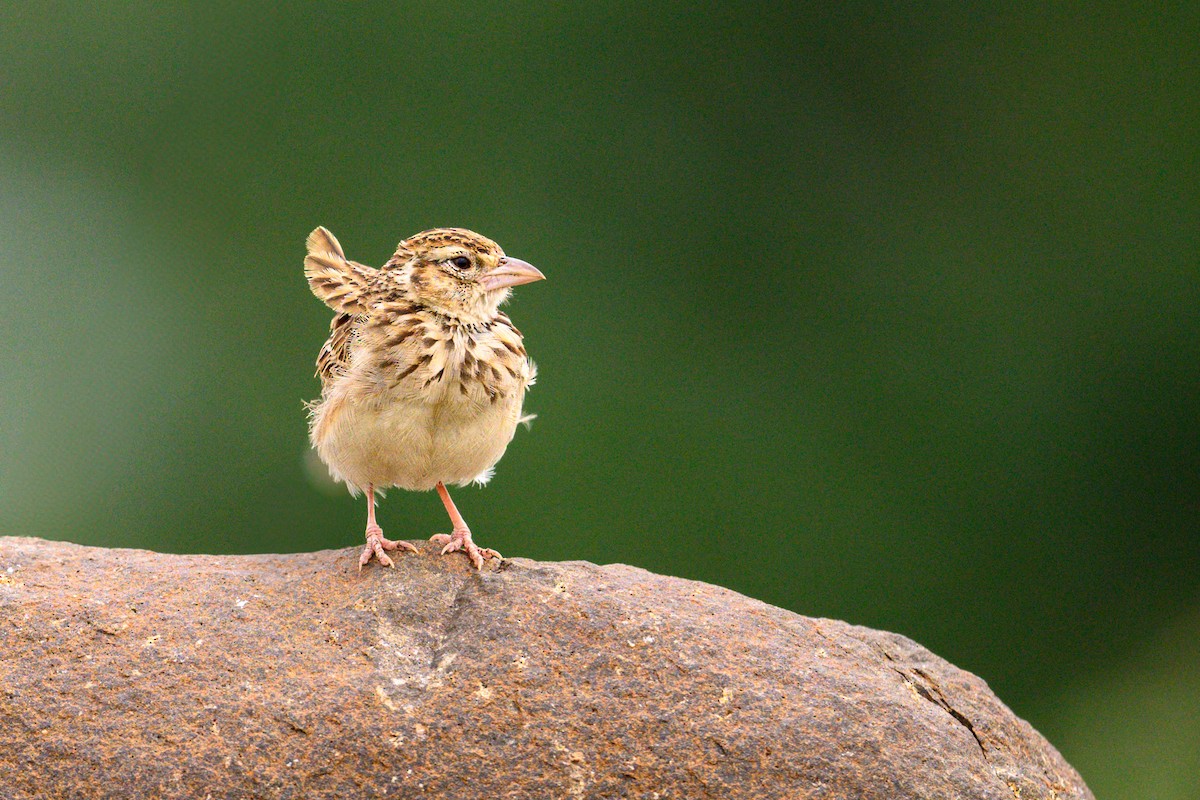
[480,257,546,291]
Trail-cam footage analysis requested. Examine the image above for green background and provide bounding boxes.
[2,4,1196,796]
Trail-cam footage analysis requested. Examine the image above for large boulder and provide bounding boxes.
[0,536,1092,799]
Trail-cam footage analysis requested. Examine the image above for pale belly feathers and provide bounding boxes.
[311,357,529,493]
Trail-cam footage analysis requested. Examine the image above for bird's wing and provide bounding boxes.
[315,311,364,386]
[304,227,378,314]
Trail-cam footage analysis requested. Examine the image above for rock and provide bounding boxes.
[0,536,1091,800]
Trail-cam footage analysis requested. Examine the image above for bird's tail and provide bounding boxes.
[304,227,374,313]
[306,226,345,261]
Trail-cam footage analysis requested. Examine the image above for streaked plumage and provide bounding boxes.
[304,226,544,569]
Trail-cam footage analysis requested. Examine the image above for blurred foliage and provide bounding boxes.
[1,4,1196,796]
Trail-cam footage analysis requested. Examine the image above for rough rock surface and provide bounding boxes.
[0,536,1092,800]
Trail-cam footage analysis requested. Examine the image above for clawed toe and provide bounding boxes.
[359,541,394,570]
[429,530,501,570]
[360,525,417,570]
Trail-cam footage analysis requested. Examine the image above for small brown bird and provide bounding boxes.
[304,226,544,570]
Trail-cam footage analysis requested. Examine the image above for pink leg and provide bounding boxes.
[429,482,501,570]
[359,484,417,570]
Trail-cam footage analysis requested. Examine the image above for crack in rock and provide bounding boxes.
[908,667,987,757]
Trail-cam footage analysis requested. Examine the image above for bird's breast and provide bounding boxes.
[310,318,533,491]
[369,320,531,406]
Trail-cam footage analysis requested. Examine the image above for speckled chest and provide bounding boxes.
[358,303,530,405]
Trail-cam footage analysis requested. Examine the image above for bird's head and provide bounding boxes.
[386,228,544,322]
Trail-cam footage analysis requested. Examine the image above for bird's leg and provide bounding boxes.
[429,482,501,570]
[360,484,417,570]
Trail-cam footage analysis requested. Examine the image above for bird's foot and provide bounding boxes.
[430,528,501,571]
[359,524,418,570]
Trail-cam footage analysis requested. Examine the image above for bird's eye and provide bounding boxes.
[450,256,471,270]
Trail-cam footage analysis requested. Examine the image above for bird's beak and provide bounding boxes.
[480,257,546,291]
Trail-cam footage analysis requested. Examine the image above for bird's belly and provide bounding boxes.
[314,388,523,492]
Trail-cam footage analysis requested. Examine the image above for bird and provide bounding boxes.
[303,226,544,570]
